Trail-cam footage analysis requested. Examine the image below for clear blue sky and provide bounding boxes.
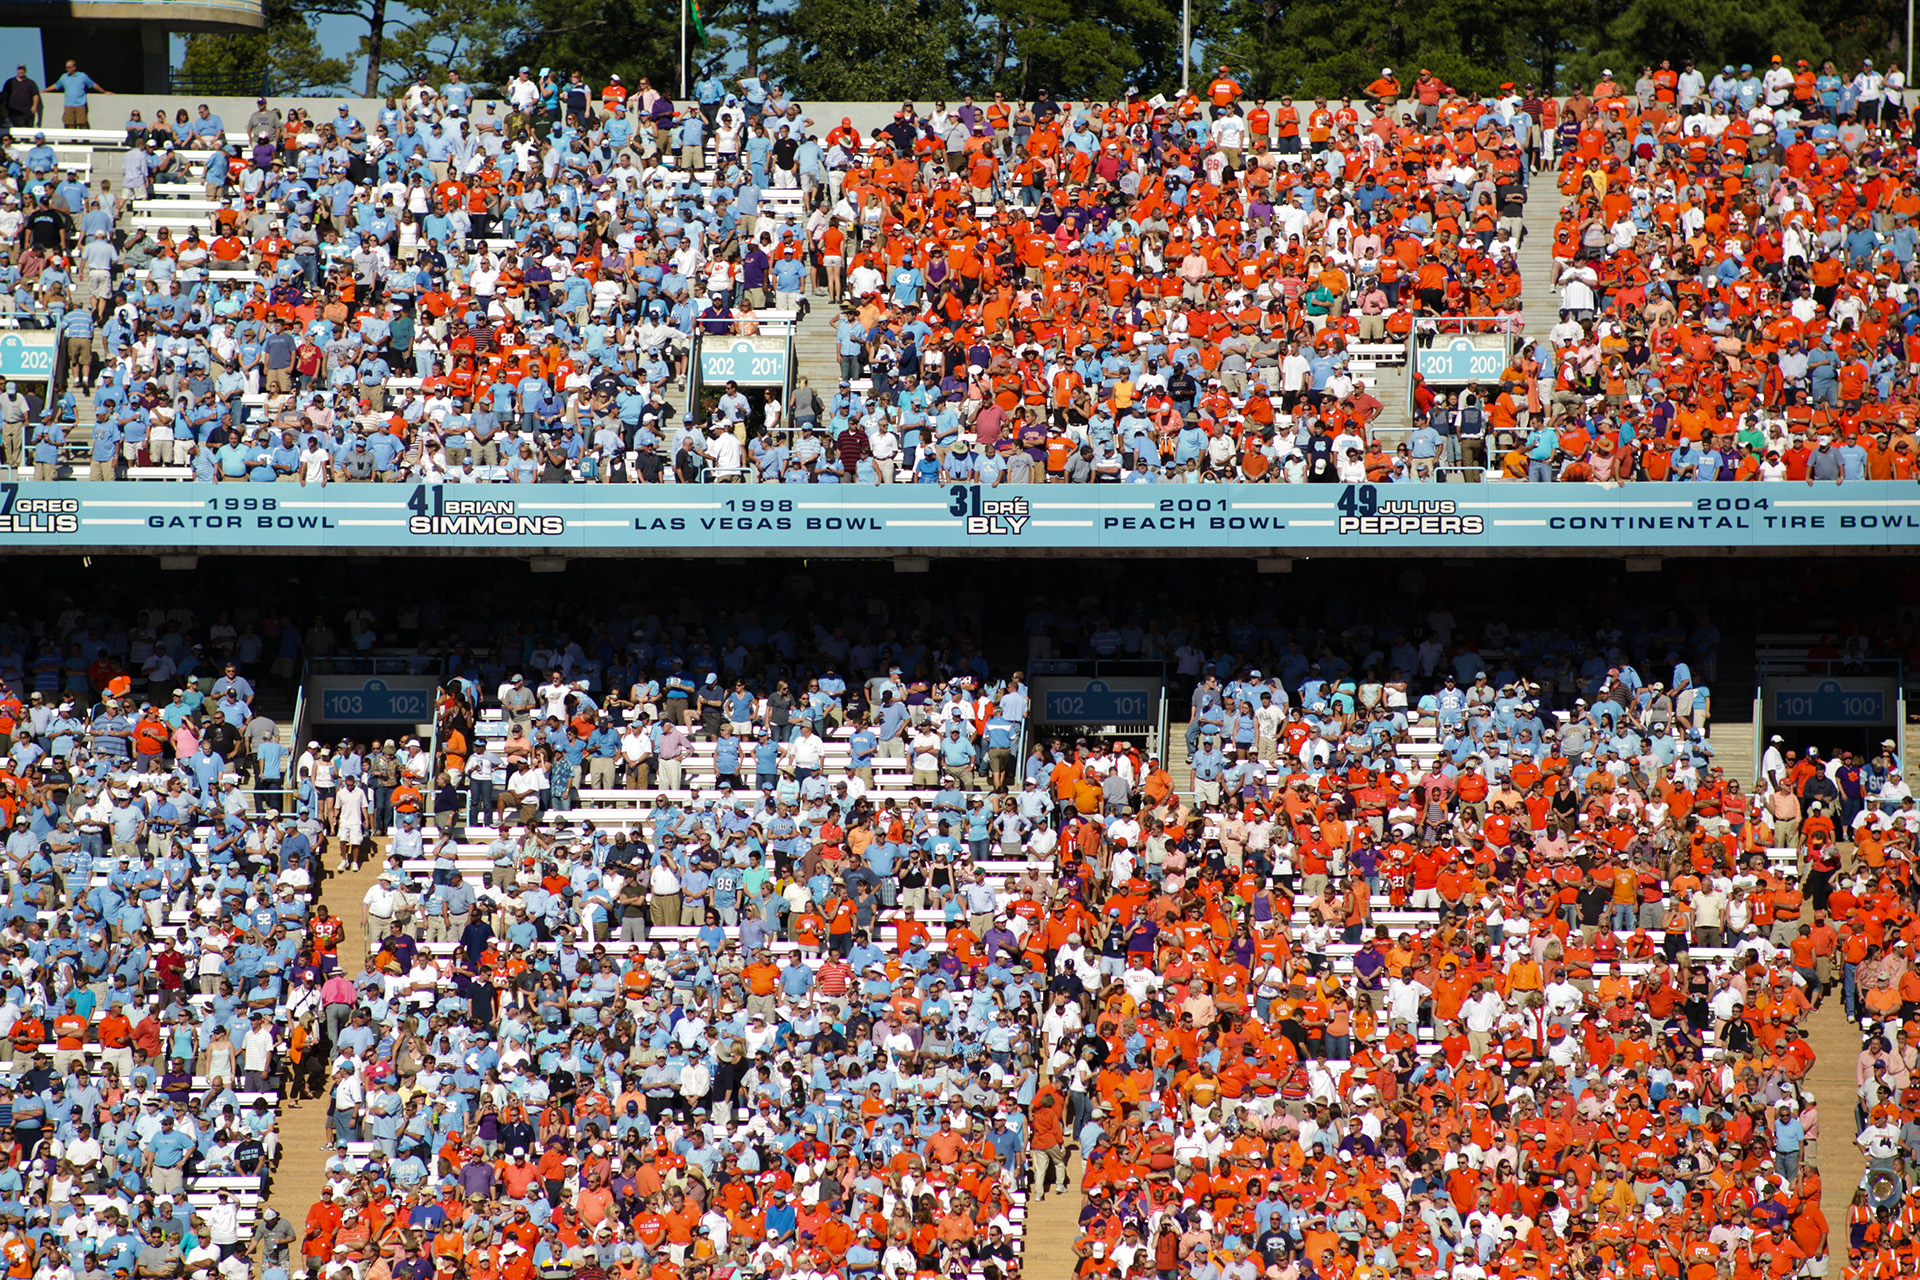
[312,11,380,91]
[0,28,40,82]
[0,19,376,94]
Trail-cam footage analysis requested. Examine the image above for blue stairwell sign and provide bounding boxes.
[0,332,57,381]
[319,678,435,723]
[1414,337,1508,385]
[1043,679,1155,722]
[1771,680,1887,725]
[699,337,789,387]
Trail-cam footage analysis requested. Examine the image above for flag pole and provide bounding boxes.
[680,0,688,100]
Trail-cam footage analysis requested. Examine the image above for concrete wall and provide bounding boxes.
[66,92,1920,145]
[68,98,973,140]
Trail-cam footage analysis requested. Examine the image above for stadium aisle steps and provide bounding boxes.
[792,312,841,409]
[267,848,387,1219]
[1707,720,1758,791]
[72,268,101,447]
[1366,362,1412,449]
[1022,1151,1084,1280]
[1518,182,1562,339]
[1806,960,1866,1234]
[1167,721,1194,798]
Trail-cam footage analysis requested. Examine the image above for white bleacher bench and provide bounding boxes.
[18,129,125,147]
[22,128,247,148]
[128,268,261,283]
[80,1195,263,1226]
[1346,343,1408,369]
[11,141,94,164]
[133,199,226,213]
[194,1176,267,1195]
[566,780,927,802]
[126,465,195,480]
[131,216,214,233]
[752,309,798,336]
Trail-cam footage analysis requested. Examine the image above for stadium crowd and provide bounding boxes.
[0,600,321,1280]
[0,44,1916,1280]
[76,571,1889,1280]
[0,55,1906,484]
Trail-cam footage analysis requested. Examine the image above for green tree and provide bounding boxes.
[1199,0,1583,98]
[289,0,401,94]
[771,0,975,100]
[1816,0,1908,71]
[973,0,1180,99]
[469,0,687,97]
[375,0,531,90]
[178,0,351,96]
[1587,0,1830,90]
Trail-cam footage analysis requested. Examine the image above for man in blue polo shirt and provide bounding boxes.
[846,717,877,788]
[49,60,107,129]
[143,1113,194,1192]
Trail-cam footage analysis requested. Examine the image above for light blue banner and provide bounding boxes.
[0,480,1916,551]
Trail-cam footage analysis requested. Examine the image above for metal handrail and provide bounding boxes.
[1011,705,1029,796]
[424,683,441,830]
[1155,686,1170,767]
[1754,656,1903,676]
[1411,315,1529,337]
[277,654,310,819]
[291,659,309,759]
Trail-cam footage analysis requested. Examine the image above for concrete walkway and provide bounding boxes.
[1518,175,1564,339]
[1024,1154,1084,1280]
[267,847,386,1220]
[1803,988,1864,1236]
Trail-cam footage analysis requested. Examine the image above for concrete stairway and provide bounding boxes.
[792,296,842,416]
[1707,719,1758,789]
[1364,361,1412,451]
[1518,177,1564,341]
[1805,992,1863,1238]
[1022,1152,1084,1280]
[267,848,385,1219]
[1167,720,1194,798]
